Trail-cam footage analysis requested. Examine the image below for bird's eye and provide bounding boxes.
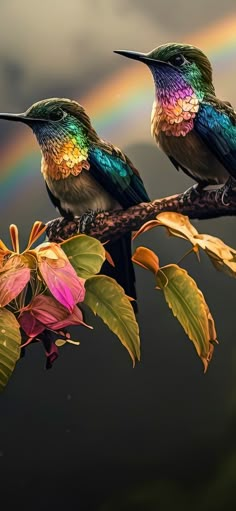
[49,108,65,121]
[168,54,187,67]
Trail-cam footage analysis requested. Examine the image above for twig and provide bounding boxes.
[46,186,236,243]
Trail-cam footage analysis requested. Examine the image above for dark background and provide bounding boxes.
[0,1,236,510]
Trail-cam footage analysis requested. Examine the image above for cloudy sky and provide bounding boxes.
[0,2,236,510]
[0,0,235,111]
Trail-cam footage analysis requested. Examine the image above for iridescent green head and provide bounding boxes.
[0,98,99,178]
[114,43,215,98]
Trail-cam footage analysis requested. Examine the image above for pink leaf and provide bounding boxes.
[39,260,85,312]
[50,304,89,330]
[30,294,70,325]
[28,294,90,330]
[0,261,30,307]
[19,311,45,338]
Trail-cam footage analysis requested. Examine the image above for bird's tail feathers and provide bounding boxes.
[101,233,137,312]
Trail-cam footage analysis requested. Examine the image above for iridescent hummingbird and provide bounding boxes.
[114,43,236,198]
[0,98,150,307]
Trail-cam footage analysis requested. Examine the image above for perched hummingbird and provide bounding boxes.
[114,43,236,196]
[0,98,150,306]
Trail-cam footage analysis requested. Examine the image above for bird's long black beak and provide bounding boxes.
[0,113,45,124]
[114,50,171,67]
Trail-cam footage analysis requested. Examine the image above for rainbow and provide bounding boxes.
[1,13,236,210]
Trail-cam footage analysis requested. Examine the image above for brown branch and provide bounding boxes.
[46,186,236,243]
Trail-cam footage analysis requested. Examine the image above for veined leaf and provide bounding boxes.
[61,234,106,279]
[154,212,236,277]
[0,308,21,391]
[84,275,140,365]
[194,234,236,277]
[155,212,199,242]
[156,264,217,372]
[132,246,159,275]
[20,294,90,335]
[39,259,85,312]
[0,255,31,307]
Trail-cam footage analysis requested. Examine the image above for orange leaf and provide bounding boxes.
[9,224,19,253]
[132,220,160,240]
[105,250,115,267]
[132,246,159,275]
[26,221,46,249]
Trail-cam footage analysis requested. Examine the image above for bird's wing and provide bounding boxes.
[88,142,150,208]
[45,182,74,219]
[195,96,236,178]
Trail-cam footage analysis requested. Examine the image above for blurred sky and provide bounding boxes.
[0,2,236,510]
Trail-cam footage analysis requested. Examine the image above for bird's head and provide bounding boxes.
[114,43,215,101]
[0,98,99,174]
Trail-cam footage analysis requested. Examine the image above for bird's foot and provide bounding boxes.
[79,210,97,233]
[210,177,236,206]
[200,177,236,206]
[180,183,201,204]
[79,209,106,233]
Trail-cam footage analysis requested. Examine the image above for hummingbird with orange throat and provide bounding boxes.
[0,98,150,308]
[114,43,236,199]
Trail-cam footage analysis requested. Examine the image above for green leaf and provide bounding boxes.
[55,339,80,347]
[156,264,217,372]
[0,308,21,391]
[84,275,140,365]
[61,234,106,279]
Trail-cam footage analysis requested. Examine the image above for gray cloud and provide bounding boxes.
[1,0,235,111]
[0,0,170,109]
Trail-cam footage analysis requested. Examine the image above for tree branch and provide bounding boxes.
[46,186,236,243]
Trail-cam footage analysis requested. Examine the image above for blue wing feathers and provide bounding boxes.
[88,146,150,208]
[195,103,236,177]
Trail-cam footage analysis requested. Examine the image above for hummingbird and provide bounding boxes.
[114,43,236,198]
[0,98,150,307]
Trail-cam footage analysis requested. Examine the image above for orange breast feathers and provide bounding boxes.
[41,139,90,180]
[151,94,199,138]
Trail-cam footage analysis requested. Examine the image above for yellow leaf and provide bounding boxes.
[84,275,140,366]
[34,242,68,261]
[132,246,159,275]
[155,212,199,243]
[156,264,217,372]
[154,212,236,278]
[194,234,236,277]
[194,234,235,260]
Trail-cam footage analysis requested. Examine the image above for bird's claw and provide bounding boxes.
[180,183,201,204]
[79,210,97,233]
[213,177,235,206]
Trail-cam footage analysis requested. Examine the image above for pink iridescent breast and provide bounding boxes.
[151,87,199,138]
